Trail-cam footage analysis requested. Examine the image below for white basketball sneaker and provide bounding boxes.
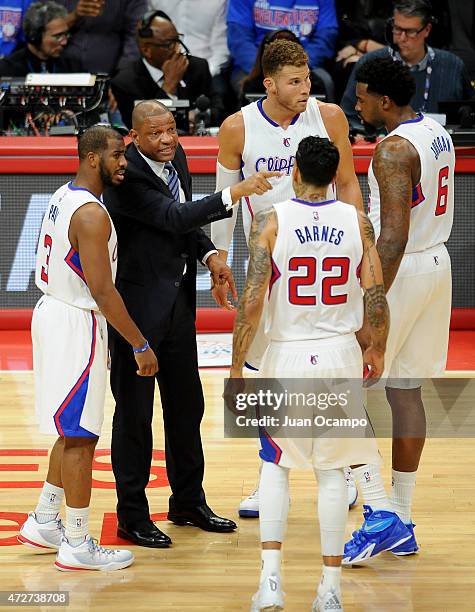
[55,536,134,571]
[250,574,284,611]
[18,512,63,552]
[312,587,344,611]
[239,488,260,518]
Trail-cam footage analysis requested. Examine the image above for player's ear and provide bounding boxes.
[381,95,391,111]
[86,151,99,168]
[263,76,274,94]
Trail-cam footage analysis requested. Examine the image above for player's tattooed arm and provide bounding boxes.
[373,137,414,292]
[231,208,277,375]
[357,210,390,352]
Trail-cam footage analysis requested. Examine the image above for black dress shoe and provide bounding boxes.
[117,519,172,548]
[167,503,237,533]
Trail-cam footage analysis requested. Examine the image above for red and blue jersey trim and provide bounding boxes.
[53,311,98,438]
[65,247,87,284]
[244,196,254,220]
[268,257,281,298]
[259,428,283,464]
[411,183,425,208]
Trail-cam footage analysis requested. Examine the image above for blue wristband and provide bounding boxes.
[133,340,149,353]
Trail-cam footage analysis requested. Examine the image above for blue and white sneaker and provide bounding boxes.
[390,522,419,556]
[342,505,412,565]
[239,489,259,518]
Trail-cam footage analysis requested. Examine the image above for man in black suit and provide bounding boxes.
[103,100,279,548]
[111,10,223,130]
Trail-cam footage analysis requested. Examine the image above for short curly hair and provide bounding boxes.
[355,56,416,107]
[261,39,308,77]
[296,136,339,188]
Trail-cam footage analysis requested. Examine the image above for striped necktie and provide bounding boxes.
[165,162,180,202]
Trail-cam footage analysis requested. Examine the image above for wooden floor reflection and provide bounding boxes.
[0,370,474,611]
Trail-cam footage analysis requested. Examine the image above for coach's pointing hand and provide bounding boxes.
[230,171,282,202]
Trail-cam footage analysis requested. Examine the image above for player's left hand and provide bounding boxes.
[207,255,238,307]
[363,345,385,386]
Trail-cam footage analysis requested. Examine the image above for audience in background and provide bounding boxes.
[0,0,33,58]
[111,10,223,131]
[0,1,80,75]
[148,0,232,107]
[227,0,338,101]
[341,0,473,131]
[0,0,472,131]
[56,0,146,75]
[334,0,391,101]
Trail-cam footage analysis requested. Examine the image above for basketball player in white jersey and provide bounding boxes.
[212,39,362,515]
[342,57,455,564]
[18,125,159,571]
[229,136,390,611]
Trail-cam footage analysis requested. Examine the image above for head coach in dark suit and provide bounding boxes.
[103,100,279,548]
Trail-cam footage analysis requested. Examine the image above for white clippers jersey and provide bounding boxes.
[266,198,363,342]
[35,182,117,311]
[240,97,336,242]
[368,114,455,253]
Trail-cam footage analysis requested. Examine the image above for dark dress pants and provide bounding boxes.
[109,285,205,524]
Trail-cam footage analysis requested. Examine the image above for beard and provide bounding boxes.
[99,159,115,187]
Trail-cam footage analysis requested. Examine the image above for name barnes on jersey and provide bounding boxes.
[294,219,345,246]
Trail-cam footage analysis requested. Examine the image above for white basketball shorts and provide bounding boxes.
[32,295,108,437]
[384,243,452,388]
[258,333,381,470]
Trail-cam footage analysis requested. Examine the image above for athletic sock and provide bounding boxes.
[65,505,89,547]
[35,482,64,524]
[260,549,282,582]
[352,464,392,512]
[318,565,342,596]
[390,469,417,524]
[315,468,347,556]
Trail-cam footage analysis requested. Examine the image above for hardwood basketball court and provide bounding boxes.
[0,368,474,611]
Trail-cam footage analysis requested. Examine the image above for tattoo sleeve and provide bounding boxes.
[373,139,412,292]
[359,211,390,350]
[363,284,389,350]
[231,209,275,371]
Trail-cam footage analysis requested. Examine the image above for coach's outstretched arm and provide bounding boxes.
[230,208,277,378]
[357,210,390,381]
[70,203,158,377]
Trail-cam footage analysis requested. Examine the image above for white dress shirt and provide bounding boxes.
[135,146,233,266]
[148,0,229,76]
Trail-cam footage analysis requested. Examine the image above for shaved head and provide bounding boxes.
[132,100,172,129]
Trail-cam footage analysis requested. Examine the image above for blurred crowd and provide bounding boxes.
[0,0,473,135]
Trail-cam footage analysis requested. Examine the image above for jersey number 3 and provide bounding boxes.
[288,256,349,306]
[40,234,53,284]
